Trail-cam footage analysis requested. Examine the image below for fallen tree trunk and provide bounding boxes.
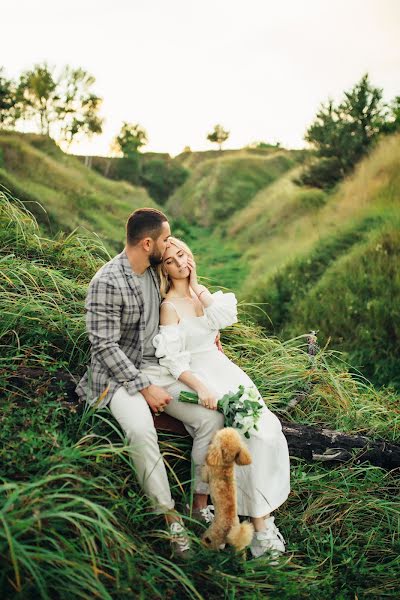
[7,367,400,470]
[279,420,400,470]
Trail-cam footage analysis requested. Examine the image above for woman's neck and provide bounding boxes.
[169,278,192,298]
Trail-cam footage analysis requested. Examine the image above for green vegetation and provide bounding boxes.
[1,193,399,598]
[298,73,400,189]
[238,133,400,387]
[0,63,103,146]
[0,127,398,390]
[167,150,301,226]
[206,123,230,151]
[0,131,156,251]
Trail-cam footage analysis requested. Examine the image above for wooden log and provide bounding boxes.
[280,420,400,470]
[7,367,400,470]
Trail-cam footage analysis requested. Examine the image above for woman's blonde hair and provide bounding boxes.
[157,236,194,298]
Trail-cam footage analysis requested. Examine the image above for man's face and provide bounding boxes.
[149,221,171,266]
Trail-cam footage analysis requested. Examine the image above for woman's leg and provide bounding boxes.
[251,514,270,531]
[163,379,224,506]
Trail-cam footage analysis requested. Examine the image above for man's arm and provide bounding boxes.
[85,276,151,394]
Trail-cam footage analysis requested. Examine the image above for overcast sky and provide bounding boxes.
[2,0,399,156]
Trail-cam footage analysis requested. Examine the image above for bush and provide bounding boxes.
[295,156,343,189]
[295,188,328,209]
[141,158,188,204]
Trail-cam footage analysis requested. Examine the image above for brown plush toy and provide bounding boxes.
[201,427,254,551]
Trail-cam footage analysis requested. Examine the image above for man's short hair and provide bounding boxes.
[126,208,168,246]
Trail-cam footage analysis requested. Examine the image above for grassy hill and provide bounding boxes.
[234,133,400,386]
[1,192,399,599]
[162,133,400,387]
[0,131,398,388]
[167,149,304,226]
[0,131,157,251]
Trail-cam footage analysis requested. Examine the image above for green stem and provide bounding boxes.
[179,391,199,404]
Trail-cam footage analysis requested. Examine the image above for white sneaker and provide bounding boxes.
[250,517,285,559]
[187,503,215,524]
[264,516,286,549]
[169,521,191,558]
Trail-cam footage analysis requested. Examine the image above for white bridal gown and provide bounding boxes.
[152,291,291,518]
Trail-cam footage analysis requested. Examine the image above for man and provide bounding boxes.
[76,207,223,557]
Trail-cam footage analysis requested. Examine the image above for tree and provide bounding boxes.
[57,66,103,147]
[17,63,58,135]
[16,63,103,146]
[381,96,400,135]
[0,68,19,128]
[299,74,389,189]
[113,122,148,185]
[114,122,148,155]
[207,124,230,151]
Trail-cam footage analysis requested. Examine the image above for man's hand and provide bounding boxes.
[140,384,172,414]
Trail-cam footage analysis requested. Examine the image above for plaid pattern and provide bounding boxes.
[76,249,161,408]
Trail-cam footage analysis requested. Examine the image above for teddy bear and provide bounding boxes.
[201,427,254,551]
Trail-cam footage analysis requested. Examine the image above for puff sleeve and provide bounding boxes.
[152,325,191,380]
[203,291,238,330]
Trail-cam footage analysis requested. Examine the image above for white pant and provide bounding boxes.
[109,364,224,515]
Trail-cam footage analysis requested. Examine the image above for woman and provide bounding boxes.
[152,237,290,559]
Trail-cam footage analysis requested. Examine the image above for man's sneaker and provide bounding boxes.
[186,503,215,524]
[186,504,225,549]
[250,517,285,560]
[169,521,192,558]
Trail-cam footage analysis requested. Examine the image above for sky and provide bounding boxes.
[1,0,399,156]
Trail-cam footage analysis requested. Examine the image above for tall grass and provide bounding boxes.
[1,192,399,598]
[0,132,158,252]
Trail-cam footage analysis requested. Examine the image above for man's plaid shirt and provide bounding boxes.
[76,249,161,408]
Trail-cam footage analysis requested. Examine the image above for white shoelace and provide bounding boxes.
[199,504,215,523]
[265,516,286,545]
[169,521,191,552]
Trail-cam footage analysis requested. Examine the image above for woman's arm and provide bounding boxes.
[159,302,218,409]
[178,371,218,410]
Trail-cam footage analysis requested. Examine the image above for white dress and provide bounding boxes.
[152,291,291,518]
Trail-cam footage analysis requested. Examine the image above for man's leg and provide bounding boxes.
[109,385,175,516]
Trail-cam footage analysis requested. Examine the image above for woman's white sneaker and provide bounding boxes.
[264,516,286,549]
[250,517,285,559]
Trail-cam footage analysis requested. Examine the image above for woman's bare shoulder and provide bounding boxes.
[160,299,179,325]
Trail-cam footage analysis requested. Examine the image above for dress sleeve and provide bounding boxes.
[203,291,238,330]
[152,325,191,380]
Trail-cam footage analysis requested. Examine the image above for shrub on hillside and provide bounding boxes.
[295,156,344,189]
[141,158,188,204]
[298,74,398,190]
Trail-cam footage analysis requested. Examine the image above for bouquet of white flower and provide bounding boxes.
[179,385,264,439]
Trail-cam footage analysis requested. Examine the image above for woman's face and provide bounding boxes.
[162,243,190,280]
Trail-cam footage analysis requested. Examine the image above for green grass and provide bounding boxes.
[167,150,301,226]
[0,192,399,598]
[0,131,158,252]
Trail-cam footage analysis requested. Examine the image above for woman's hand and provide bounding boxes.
[215,332,223,353]
[197,385,218,410]
[187,256,199,290]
